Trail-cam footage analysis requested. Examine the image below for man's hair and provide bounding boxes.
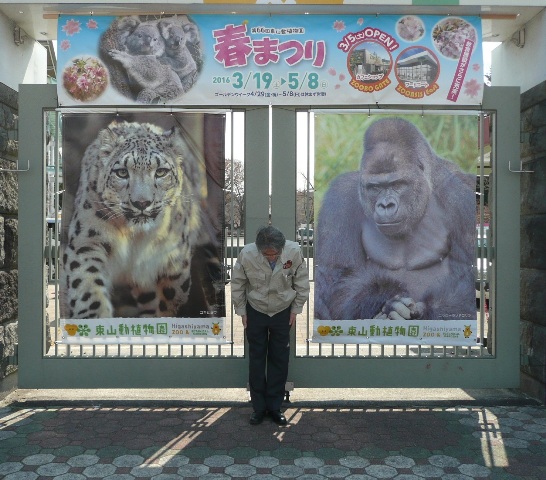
[255,225,286,252]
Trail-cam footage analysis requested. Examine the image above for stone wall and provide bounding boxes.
[520,81,546,404]
[0,82,18,384]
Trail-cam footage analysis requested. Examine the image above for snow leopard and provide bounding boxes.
[60,120,207,319]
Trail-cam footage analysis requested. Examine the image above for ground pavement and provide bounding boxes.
[0,389,545,479]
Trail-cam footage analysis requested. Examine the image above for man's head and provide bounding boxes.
[256,225,286,259]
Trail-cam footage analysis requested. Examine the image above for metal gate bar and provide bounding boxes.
[44,107,491,360]
[18,84,520,389]
[293,109,493,360]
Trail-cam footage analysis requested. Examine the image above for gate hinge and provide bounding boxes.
[8,344,18,366]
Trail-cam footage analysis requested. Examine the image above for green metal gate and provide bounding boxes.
[17,84,520,389]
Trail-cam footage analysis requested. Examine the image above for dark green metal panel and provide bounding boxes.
[17,85,520,389]
[271,107,297,240]
[17,85,250,388]
[244,107,270,238]
[18,85,52,385]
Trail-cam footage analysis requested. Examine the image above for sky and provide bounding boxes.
[483,42,501,75]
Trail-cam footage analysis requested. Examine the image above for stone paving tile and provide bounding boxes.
[0,404,545,479]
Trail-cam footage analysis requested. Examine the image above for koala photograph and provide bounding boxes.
[98,15,203,103]
[158,17,200,92]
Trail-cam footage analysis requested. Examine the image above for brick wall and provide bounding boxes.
[520,81,546,404]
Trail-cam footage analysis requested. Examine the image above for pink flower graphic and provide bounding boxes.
[339,74,346,81]
[62,57,108,102]
[464,78,481,98]
[87,19,98,30]
[76,75,90,90]
[62,19,82,36]
[333,20,346,32]
[328,68,337,76]
[60,40,71,51]
[335,84,341,89]
[397,16,425,42]
[357,18,364,26]
[432,18,477,59]
[472,63,480,71]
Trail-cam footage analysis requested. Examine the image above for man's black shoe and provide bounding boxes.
[269,410,287,425]
[250,411,265,425]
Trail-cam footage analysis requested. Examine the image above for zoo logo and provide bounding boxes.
[64,323,91,337]
[211,323,222,335]
[317,325,331,336]
[317,325,343,337]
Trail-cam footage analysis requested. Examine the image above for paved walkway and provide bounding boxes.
[0,391,545,479]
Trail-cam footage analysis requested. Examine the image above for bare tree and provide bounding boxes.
[296,173,314,228]
[224,159,245,231]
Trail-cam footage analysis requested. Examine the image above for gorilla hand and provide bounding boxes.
[374,295,425,320]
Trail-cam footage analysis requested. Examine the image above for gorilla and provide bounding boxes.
[315,117,476,321]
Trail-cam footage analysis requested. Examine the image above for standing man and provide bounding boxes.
[231,225,310,425]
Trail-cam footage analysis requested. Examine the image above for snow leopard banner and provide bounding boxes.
[57,13,483,106]
[59,113,229,345]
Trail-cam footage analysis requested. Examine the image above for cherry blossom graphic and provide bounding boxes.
[62,57,108,102]
[357,18,364,26]
[396,15,425,42]
[335,84,341,89]
[464,78,481,98]
[432,17,477,59]
[60,40,71,51]
[87,19,98,30]
[62,19,82,36]
[328,68,337,76]
[472,63,480,71]
[339,73,346,81]
[333,20,346,32]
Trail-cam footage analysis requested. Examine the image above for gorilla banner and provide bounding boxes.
[313,115,478,346]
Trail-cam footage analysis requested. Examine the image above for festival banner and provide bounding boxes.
[58,112,228,345]
[312,114,479,346]
[57,14,483,106]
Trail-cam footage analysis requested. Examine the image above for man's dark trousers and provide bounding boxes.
[246,303,291,413]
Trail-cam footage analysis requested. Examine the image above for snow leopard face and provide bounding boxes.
[92,124,183,230]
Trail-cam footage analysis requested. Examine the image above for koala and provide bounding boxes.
[108,48,184,104]
[158,18,201,92]
[99,16,143,98]
[99,16,184,103]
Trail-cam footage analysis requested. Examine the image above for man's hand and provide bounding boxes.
[242,315,247,329]
[289,312,297,326]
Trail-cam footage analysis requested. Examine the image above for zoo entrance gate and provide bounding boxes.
[17,84,520,391]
